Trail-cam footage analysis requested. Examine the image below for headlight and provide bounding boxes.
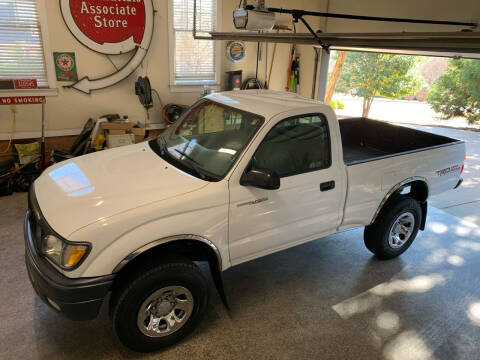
[41,235,90,270]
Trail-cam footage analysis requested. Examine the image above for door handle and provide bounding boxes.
[320,181,335,191]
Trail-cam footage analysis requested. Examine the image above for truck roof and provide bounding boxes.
[206,90,329,119]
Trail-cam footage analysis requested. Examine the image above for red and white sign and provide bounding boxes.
[60,0,154,94]
[13,79,38,90]
[0,97,44,105]
[61,0,152,55]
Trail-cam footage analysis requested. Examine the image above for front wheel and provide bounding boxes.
[111,257,209,352]
[364,196,422,260]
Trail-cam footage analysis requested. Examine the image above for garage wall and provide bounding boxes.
[220,0,324,100]
[0,0,325,139]
[1,0,478,139]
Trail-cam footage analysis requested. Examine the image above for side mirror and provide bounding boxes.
[240,169,280,190]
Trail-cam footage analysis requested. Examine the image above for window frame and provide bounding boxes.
[248,113,332,179]
[0,0,57,97]
[167,0,221,92]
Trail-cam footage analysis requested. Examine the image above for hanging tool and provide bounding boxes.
[288,56,300,92]
[135,76,153,110]
[135,76,153,130]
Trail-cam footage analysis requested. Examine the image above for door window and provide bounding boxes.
[251,114,331,178]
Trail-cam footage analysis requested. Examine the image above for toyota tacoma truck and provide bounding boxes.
[25,90,465,352]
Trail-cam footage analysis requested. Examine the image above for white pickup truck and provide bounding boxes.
[25,90,465,352]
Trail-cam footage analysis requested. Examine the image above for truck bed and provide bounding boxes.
[339,118,459,165]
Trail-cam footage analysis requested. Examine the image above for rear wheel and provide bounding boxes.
[364,196,421,260]
[111,257,209,352]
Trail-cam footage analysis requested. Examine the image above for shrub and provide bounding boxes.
[427,59,480,124]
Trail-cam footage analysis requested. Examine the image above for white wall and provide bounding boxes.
[0,0,325,138]
[1,0,478,138]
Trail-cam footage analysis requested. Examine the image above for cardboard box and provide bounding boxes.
[108,129,126,135]
[100,122,134,131]
[130,127,145,136]
[106,134,135,148]
[130,127,146,143]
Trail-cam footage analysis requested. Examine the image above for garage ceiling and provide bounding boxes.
[209,31,480,59]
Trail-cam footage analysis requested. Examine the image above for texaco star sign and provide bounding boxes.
[60,0,154,94]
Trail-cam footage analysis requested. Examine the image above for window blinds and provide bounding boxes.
[173,0,216,83]
[0,0,48,87]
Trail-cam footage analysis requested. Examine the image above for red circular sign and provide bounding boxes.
[69,0,146,45]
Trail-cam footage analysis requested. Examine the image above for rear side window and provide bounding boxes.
[251,114,331,178]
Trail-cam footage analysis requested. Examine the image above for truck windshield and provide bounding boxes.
[149,99,264,181]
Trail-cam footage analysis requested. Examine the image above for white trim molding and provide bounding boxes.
[36,0,58,93]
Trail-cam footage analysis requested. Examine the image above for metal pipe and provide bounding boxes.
[317,50,330,102]
[265,7,477,28]
[311,48,320,99]
[299,17,329,51]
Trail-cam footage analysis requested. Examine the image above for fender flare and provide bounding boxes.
[112,234,222,273]
[370,176,428,226]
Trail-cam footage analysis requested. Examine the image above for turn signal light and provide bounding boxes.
[65,246,88,267]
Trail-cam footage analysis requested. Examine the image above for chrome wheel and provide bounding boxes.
[137,286,194,338]
[388,212,415,249]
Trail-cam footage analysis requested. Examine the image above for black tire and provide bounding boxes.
[364,196,422,260]
[111,256,209,352]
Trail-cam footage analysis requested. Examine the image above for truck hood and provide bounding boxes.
[34,143,207,237]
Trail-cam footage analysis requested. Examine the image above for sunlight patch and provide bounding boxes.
[383,330,433,360]
[370,274,445,296]
[447,255,465,266]
[467,302,480,326]
[429,222,448,234]
[376,311,400,331]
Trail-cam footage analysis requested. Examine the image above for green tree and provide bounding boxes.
[427,59,480,124]
[336,52,421,117]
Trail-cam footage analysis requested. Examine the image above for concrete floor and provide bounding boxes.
[1,192,480,360]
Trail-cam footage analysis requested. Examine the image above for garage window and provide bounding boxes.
[0,0,52,89]
[169,0,218,89]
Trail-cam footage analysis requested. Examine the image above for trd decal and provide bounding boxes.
[237,197,268,207]
[436,165,460,176]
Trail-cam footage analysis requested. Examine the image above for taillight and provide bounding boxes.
[461,155,466,174]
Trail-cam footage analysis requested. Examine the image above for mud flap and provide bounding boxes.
[420,201,428,231]
[208,259,230,310]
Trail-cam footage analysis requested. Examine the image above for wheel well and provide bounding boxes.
[111,239,229,309]
[372,180,429,230]
[408,180,429,203]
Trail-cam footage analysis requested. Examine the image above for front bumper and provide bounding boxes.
[24,211,115,320]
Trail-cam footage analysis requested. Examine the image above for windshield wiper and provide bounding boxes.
[158,135,167,156]
[174,148,207,180]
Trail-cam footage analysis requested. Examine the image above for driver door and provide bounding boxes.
[228,113,343,265]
